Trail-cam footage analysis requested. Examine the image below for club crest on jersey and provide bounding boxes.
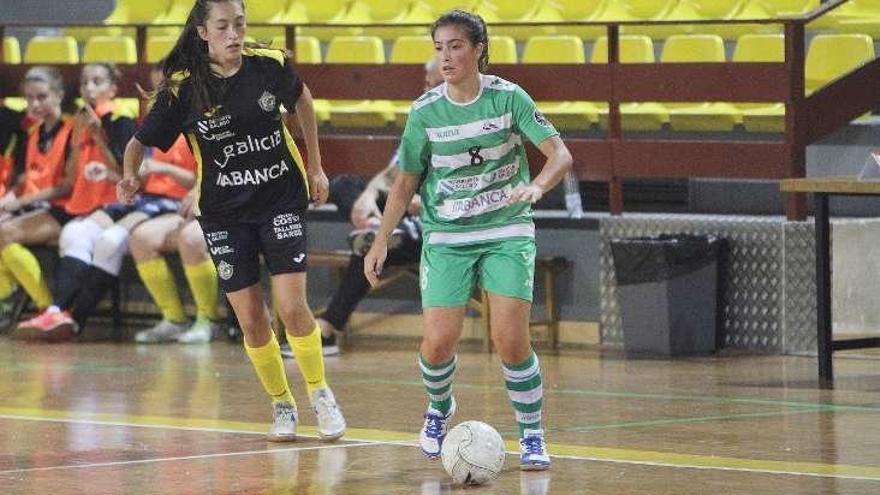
[533,109,550,127]
[259,91,277,112]
[217,260,234,281]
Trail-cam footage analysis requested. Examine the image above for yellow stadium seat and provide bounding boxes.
[760,0,818,17]
[242,0,293,42]
[811,0,880,32]
[146,36,176,64]
[150,0,190,38]
[521,36,597,130]
[625,0,752,40]
[3,98,26,112]
[522,35,586,64]
[565,0,676,41]
[325,36,393,128]
[740,34,874,133]
[83,35,138,64]
[2,37,21,64]
[555,0,627,41]
[296,0,364,41]
[426,1,481,17]
[390,35,434,63]
[733,34,785,132]
[489,35,518,63]
[269,36,322,63]
[591,35,666,131]
[479,0,562,41]
[25,36,79,64]
[389,35,434,127]
[805,33,876,94]
[656,35,743,131]
[65,0,127,42]
[354,0,426,40]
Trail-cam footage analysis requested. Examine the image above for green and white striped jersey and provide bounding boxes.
[399,74,558,245]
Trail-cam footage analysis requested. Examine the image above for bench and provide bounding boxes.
[309,249,567,351]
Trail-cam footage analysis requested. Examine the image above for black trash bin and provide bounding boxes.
[610,234,724,357]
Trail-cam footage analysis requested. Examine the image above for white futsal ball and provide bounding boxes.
[440,421,506,485]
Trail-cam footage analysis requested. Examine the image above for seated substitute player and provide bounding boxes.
[117,0,346,442]
[130,64,220,345]
[364,10,573,470]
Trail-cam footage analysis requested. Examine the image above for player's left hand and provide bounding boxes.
[508,184,543,204]
[308,166,329,206]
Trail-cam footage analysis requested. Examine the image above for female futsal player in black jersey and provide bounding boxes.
[117,0,345,442]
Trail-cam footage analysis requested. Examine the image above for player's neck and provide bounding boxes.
[446,74,481,104]
[210,58,243,79]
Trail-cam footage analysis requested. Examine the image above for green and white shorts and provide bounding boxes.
[419,237,536,307]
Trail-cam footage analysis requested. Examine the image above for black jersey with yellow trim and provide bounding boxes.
[136,48,308,221]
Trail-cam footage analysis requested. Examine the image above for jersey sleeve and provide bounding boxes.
[135,89,185,152]
[397,108,429,175]
[512,85,558,146]
[276,57,305,112]
[108,115,136,164]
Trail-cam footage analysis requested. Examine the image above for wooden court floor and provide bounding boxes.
[2,338,880,494]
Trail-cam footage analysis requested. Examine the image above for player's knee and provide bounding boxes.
[128,228,160,261]
[92,225,130,276]
[59,218,103,262]
[178,224,207,255]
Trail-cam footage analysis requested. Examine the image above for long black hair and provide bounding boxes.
[160,0,247,113]
[430,9,489,72]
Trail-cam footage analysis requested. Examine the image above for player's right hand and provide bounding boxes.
[363,240,388,287]
[116,176,141,205]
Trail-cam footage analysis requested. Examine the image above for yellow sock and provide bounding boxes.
[184,259,219,320]
[136,258,186,322]
[1,243,51,309]
[0,262,17,299]
[288,324,328,396]
[244,332,295,405]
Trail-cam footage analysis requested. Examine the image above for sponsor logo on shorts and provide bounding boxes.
[273,212,303,240]
[205,231,228,245]
[210,245,233,256]
[258,91,277,113]
[217,260,234,281]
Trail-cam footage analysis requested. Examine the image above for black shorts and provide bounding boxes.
[198,209,308,293]
[101,194,180,221]
[47,204,76,226]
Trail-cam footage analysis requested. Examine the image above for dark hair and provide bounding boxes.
[160,0,249,112]
[430,9,489,72]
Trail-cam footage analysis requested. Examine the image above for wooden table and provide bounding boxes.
[781,177,880,388]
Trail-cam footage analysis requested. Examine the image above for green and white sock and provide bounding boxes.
[503,350,544,437]
[419,354,456,416]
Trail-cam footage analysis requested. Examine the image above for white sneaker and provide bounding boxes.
[268,400,298,442]
[135,319,187,343]
[311,388,346,441]
[419,397,456,458]
[520,429,551,471]
[177,317,218,344]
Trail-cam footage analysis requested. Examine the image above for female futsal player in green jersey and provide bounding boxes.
[364,9,573,470]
